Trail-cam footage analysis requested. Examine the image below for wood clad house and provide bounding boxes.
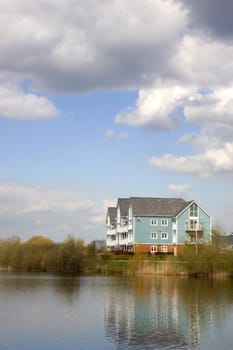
[106,197,212,255]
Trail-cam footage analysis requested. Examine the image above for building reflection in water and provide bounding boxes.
[104,276,233,349]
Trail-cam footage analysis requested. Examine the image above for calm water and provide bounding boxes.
[0,273,233,350]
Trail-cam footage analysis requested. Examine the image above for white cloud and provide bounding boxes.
[173,35,233,87]
[0,182,115,242]
[116,131,129,142]
[115,85,195,130]
[102,199,116,209]
[91,198,116,225]
[168,184,191,198]
[105,130,115,139]
[105,129,129,142]
[0,182,100,241]
[0,182,94,214]
[184,87,233,127]
[0,84,58,120]
[149,143,233,179]
[114,30,233,177]
[0,0,187,92]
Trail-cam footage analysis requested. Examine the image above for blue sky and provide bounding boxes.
[1,0,233,242]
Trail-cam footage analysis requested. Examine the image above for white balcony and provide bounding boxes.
[119,238,133,246]
[106,239,117,247]
[107,228,117,235]
[185,222,203,231]
[187,234,204,244]
[117,226,128,233]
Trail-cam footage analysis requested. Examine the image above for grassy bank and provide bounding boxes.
[97,246,233,277]
[1,235,233,277]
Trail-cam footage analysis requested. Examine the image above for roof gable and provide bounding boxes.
[117,198,130,217]
[175,200,212,219]
[106,207,117,223]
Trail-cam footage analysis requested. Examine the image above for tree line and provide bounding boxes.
[0,235,100,273]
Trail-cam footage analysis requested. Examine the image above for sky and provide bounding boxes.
[0,0,233,242]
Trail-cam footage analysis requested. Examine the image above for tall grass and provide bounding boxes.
[177,245,233,277]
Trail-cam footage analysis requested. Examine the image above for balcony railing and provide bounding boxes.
[106,239,117,247]
[185,222,203,231]
[117,226,128,233]
[188,237,204,244]
[107,228,117,235]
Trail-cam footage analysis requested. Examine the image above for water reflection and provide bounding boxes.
[0,272,80,301]
[1,273,233,350]
[104,276,233,349]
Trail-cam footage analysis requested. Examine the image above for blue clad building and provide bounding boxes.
[106,197,212,255]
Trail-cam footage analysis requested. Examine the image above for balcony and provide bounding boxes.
[106,239,117,247]
[185,222,203,231]
[187,232,204,244]
[117,226,128,233]
[107,227,117,236]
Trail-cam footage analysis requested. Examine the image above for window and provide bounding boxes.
[150,232,157,239]
[151,246,157,253]
[161,219,168,226]
[161,232,168,239]
[151,218,158,226]
[189,219,198,230]
[161,245,168,253]
[190,203,198,217]
[121,232,128,239]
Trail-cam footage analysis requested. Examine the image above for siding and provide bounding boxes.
[134,216,173,244]
[177,205,211,244]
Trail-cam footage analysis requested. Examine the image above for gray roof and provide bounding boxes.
[106,197,194,220]
[106,207,117,223]
[117,198,130,217]
[130,197,188,217]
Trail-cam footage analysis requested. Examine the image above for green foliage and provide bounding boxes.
[212,226,227,250]
[0,236,21,268]
[0,235,89,273]
[178,244,233,276]
[56,235,86,273]
[101,260,129,274]
[2,234,233,276]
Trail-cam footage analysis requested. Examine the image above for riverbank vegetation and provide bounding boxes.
[1,234,233,277]
[0,235,91,273]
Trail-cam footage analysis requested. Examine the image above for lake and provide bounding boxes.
[0,272,233,350]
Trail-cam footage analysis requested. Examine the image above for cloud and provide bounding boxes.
[184,87,233,127]
[114,28,233,177]
[183,0,233,40]
[1,1,232,96]
[105,130,115,139]
[0,182,94,214]
[105,129,129,142]
[91,198,116,225]
[1,0,233,184]
[168,184,191,198]
[0,0,187,92]
[0,182,103,241]
[173,35,233,87]
[115,85,194,131]
[149,143,233,179]
[115,28,233,129]
[0,84,58,120]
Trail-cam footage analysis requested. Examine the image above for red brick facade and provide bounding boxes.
[134,244,184,255]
